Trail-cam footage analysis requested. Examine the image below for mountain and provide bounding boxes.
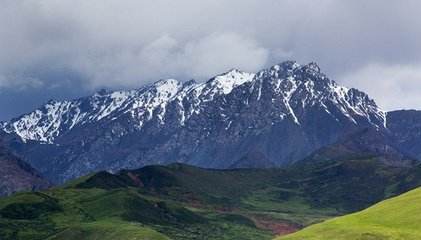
[305,127,417,167]
[279,187,421,240]
[0,132,50,196]
[1,61,388,183]
[387,110,421,160]
[1,159,421,240]
[229,150,276,168]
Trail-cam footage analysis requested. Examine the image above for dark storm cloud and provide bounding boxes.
[1,0,421,120]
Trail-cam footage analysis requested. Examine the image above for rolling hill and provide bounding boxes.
[2,158,421,240]
[278,187,421,240]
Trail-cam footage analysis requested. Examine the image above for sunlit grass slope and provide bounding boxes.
[278,187,421,240]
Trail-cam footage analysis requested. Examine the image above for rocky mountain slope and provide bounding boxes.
[1,61,391,183]
[387,110,421,160]
[0,132,50,196]
[305,127,417,167]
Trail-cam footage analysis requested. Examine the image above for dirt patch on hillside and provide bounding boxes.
[181,200,300,236]
[127,172,144,187]
[252,217,301,236]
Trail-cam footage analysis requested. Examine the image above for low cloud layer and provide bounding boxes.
[1,0,421,119]
[77,33,269,88]
[341,63,421,111]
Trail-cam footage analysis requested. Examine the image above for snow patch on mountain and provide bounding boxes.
[211,69,255,94]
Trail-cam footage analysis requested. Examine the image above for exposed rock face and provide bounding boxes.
[0,61,390,183]
[0,132,50,196]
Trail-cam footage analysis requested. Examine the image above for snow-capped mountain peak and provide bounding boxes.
[2,61,385,145]
[0,61,394,183]
[204,69,255,95]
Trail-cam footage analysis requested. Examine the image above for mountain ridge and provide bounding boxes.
[1,61,417,184]
[1,61,386,144]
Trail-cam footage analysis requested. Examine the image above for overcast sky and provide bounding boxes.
[1,0,421,120]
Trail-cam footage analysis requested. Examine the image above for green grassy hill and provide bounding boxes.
[278,187,421,240]
[1,160,421,240]
[0,187,272,240]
